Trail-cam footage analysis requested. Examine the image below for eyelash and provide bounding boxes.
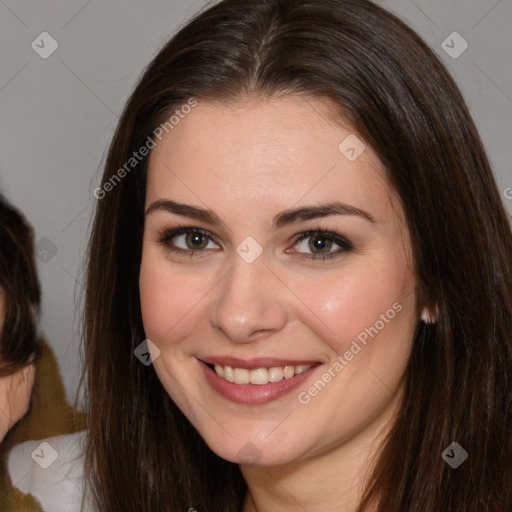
[156,224,353,261]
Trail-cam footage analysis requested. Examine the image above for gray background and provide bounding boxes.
[1,0,511,404]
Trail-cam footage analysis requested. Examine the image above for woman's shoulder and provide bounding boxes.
[7,430,95,511]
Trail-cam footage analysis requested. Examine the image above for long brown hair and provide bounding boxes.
[83,0,512,510]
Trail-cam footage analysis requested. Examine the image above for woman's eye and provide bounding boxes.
[158,228,219,255]
[292,231,353,260]
[174,232,217,250]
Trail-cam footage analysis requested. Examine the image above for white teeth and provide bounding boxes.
[249,368,268,385]
[283,365,294,379]
[212,363,313,384]
[233,368,250,384]
[294,364,310,375]
[224,366,234,382]
[268,367,283,382]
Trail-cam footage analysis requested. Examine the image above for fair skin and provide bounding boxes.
[0,288,36,442]
[139,96,424,512]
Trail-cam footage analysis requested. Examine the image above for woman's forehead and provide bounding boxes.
[146,97,393,215]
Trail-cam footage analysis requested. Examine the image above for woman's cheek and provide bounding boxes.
[304,268,407,353]
[299,269,377,322]
[139,256,204,344]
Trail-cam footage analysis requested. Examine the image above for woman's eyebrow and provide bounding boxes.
[145,199,225,227]
[145,199,376,228]
[272,202,376,227]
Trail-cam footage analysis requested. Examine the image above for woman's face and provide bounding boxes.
[139,96,420,467]
[0,288,36,441]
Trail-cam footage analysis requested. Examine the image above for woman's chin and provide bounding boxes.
[206,437,307,468]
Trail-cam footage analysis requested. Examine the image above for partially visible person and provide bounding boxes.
[0,195,87,511]
[0,194,40,443]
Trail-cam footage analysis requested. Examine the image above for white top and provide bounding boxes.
[7,431,96,512]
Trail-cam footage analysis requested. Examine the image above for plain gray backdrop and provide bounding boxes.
[1,0,511,404]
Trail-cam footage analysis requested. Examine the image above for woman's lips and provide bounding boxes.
[199,359,321,404]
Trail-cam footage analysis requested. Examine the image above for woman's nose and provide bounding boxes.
[209,250,288,344]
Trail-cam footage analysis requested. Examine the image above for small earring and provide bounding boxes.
[421,309,431,323]
[421,305,437,324]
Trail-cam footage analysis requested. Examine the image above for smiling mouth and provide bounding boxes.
[200,359,322,404]
[206,363,316,385]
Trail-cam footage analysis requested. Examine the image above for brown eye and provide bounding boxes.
[308,235,334,254]
[292,230,353,260]
[157,227,220,255]
[184,232,209,250]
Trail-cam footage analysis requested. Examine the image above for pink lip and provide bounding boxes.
[198,359,321,405]
[201,356,320,370]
